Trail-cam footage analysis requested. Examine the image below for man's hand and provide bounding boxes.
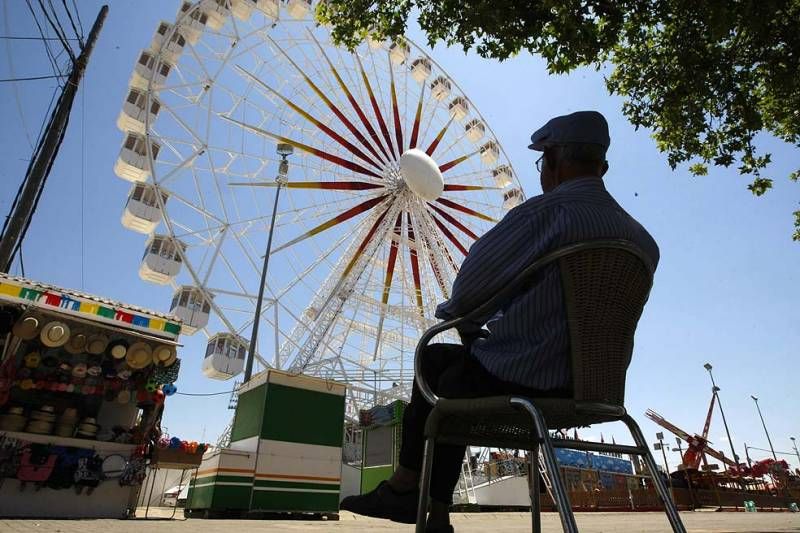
[458,328,490,347]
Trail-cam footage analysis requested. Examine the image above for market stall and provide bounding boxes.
[0,274,184,518]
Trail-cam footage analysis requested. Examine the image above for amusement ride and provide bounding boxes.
[113,0,523,420]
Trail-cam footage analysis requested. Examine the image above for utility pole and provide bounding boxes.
[0,5,109,272]
[704,363,740,464]
[751,396,778,461]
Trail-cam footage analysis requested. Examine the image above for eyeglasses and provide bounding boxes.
[535,154,545,172]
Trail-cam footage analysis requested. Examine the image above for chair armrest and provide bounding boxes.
[414,316,463,406]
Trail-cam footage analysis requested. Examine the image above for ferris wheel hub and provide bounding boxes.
[398,149,444,201]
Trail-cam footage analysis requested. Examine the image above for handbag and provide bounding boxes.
[17,444,57,489]
[74,453,104,494]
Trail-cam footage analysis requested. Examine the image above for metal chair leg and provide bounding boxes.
[622,414,686,533]
[528,446,541,533]
[416,437,435,533]
[511,398,578,533]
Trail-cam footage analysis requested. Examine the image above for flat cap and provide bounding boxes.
[528,110,610,151]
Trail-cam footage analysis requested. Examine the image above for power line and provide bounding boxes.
[0,35,80,40]
[24,0,63,78]
[69,0,84,39]
[36,0,75,62]
[3,1,35,150]
[177,389,239,397]
[0,74,65,82]
[60,0,83,47]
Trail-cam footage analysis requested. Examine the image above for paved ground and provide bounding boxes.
[1,509,799,532]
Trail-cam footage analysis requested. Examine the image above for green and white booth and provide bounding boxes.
[185,370,346,518]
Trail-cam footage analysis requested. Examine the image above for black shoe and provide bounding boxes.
[426,525,454,533]
[340,480,418,524]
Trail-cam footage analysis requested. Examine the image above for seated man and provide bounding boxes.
[341,111,659,532]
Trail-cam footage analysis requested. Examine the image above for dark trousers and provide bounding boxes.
[398,343,569,504]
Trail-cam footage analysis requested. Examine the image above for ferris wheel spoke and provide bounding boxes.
[415,223,451,300]
[308,31,390,165]
[273,194,389,253]
[272,223,357,301]
[427,203,479,240]
[443,184,498,192]
[230,180,384,191]
[372,212,403,360]
[438,150,479,174]
[340,204,393,280]
[406,212,425,315]
[429,212,468,256]
[266,34,386,168]
[435,197,496,222]
[219,116,382,179]
[408,86,425,150]
[388,59,404,154]
[234,65,383,171]
[425,116,454,157]
[355,54,396,160]
[381,213,404,306]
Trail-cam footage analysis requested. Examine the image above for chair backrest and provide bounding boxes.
[558,241,654,405]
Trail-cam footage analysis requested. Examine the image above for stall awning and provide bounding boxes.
[0,273,182,343]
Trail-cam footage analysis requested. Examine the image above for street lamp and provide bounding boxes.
[653,432,675,502]
[750,395,778,461]
[243,143,293,383]
[704,363,740,464]
[790,437,800,469]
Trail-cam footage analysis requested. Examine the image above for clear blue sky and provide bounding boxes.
[1,1,798,469]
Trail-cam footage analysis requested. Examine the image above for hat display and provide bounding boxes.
[528,110,610,152]
[72,362,88,378]
[12,314,42,341]
[86,333,110,355]
[40,321,71,348]
[64,332,88,355]
[125,342,153,369]
[108,339,129,360]
[152,345,177,367]
[24,351,41,368]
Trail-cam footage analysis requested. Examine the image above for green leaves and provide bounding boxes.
[320,0,800,240]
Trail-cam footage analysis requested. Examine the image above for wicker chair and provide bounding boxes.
[413,240,686,533]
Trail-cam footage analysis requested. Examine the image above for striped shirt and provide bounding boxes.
[435,178,659,391]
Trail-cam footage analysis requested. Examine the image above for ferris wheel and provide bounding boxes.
[113,0,523,418]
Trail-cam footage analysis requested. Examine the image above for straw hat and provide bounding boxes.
[116,389,131,404]
[152,345,177,367]
[64,332,88,355]
[12,315,42,340]
[108,340,128,360]
[40,321,71,348]
[86,333,110,355]
[125,342,153,369]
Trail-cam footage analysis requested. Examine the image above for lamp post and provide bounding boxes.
[791,437,800,469]
[654,432,675,503]
[243,143,293,383]
[750,395,777,461]
[703,363,740,464]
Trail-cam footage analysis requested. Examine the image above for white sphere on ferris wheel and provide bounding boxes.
[113,0,523,414]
